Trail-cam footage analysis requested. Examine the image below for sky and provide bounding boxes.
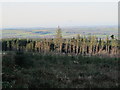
[0,1,118,28]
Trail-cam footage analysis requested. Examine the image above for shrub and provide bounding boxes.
[14,52,34,68]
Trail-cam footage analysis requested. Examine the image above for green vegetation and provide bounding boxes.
[2,51,119,88]
[2,27,120,88]
[2,27,120,57]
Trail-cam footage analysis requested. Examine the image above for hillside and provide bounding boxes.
[2,26,118,39]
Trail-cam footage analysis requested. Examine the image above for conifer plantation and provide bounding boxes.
[2,27,120,88]
[2,27,120,56]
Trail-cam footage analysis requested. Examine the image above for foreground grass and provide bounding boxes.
[2,51,120,88]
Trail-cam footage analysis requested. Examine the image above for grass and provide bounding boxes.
[2,51,120,88]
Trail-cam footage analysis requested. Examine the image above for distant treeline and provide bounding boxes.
[2,27,120,56]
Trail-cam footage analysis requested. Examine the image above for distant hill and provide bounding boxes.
[2,26,118,39]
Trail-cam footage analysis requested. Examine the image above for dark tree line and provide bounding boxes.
[2,27,120,56]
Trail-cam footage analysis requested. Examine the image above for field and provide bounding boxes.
[2,26,118,39]
[2,51,119,88]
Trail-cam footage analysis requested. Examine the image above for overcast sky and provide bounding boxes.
[1,2,118,28]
